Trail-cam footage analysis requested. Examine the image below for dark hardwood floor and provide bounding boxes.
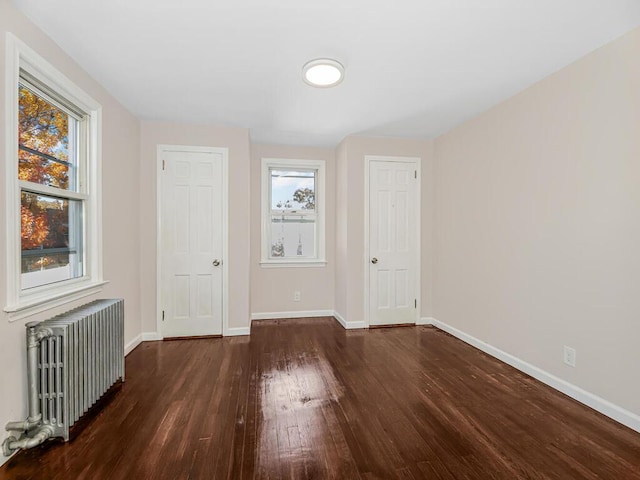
[2,317,640,479]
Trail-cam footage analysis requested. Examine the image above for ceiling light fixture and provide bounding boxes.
[302,58,344,88]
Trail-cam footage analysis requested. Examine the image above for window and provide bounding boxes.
[261,158,326,266]
[4,35,104,319]
[19,80,84,289]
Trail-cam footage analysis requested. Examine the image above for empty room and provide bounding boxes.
[1,0,640,478]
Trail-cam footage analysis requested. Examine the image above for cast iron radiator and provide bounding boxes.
[2,299,124,455]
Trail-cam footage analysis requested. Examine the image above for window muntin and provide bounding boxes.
[18,84,79,191]
[261,159,326,266]
[18,78,87,291]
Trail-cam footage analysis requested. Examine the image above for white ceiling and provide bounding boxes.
[11,0,640,147]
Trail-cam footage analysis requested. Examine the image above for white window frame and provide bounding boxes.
[4,34,105,321]
[260,158,326,267]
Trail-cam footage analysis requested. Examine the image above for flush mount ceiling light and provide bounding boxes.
[302,58,344,88]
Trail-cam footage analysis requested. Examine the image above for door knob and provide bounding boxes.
[212,259,221,267]
[371,257,378,264]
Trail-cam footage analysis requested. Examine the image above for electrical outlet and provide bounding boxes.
[563,346,576,367]
[294,291,301,302]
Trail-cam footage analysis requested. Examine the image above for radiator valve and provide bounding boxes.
[3,425,55,456]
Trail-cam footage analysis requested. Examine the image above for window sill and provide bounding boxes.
[4,280,109,322]
[260,260,327,269]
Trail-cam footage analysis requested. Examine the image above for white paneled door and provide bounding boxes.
[160,147,226,337]
[368,158,419,326]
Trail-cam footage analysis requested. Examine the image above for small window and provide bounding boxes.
[4,35,104,319]
[261,159,326,266]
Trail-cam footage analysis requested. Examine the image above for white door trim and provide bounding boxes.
[156,144,229,338]
[364,155,421,328]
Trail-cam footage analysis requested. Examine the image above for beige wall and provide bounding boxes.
[139,121,251,334]
[334,141,349,319]
[336,136,435,324]
[434,27,640,415]
[3,0,638,463]
[250,144,335,315]
[0,0,141,465]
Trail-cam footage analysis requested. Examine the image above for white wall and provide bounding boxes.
[434,27,640,416]
[139,121,252,335]
[335,136,435,325]
[250,144,335,316]
[0,0,141,466]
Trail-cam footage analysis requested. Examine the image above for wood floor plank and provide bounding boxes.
[1,319,640,479]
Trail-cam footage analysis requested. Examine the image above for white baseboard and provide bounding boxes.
[333,311,347,328]
[430,318,640,434]
[127,327,248,351]
[345,320,367,329]
[142,332,163,341]
[125,332,162,355]
[0,449,14,468]
[333,311,367,330]
[251,310,334,321]
[252,310,368,330]
[224,326,251,336]
[417,317,434,325]
[124,334,142,356]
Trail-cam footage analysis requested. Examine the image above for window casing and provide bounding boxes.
[4,35,104,320]
[261,158,326,266]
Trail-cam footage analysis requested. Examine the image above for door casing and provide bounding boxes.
[156,144,229,338]
[364,155,421,327]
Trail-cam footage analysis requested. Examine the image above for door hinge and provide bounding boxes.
[414,170,417,179]
[162,159,166,170]
[414,299,417,309]
[162,310,165,321]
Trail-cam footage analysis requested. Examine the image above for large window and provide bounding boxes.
[261,158,326,266]
[4,35,104,319]
[19,80,84,289]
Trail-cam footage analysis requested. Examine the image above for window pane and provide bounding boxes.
[21,192,83,289]
[18,84,78,190]
[271,169,315,211]
[271,214,316,258]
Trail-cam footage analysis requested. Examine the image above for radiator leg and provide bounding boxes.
[2,425,55,456]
